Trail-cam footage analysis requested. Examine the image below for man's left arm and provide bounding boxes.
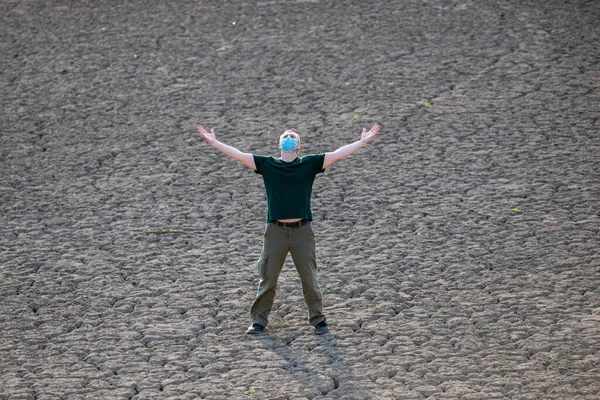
[323,124,380,169]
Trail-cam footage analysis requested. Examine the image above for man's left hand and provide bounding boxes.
[360,124,380,144]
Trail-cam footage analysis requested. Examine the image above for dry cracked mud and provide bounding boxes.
[1,0,599,399]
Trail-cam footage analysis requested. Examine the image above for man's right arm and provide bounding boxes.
[197,126,256,170]
[211,140,257,170]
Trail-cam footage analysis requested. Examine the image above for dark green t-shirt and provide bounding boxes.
[253,154,325,222]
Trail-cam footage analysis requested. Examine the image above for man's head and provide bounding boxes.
[279,130,301,153]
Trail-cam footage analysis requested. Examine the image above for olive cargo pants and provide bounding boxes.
[250,221,325,327]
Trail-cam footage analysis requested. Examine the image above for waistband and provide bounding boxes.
[273,219,310,228]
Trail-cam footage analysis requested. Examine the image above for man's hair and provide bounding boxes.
[280,130,301,143]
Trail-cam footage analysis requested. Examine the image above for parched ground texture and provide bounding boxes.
[1,0,599,399]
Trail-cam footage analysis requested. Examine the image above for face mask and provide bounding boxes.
[280,137,297,153]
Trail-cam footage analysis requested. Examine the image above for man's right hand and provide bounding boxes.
[196,125,256,170]
[198,125,217,146]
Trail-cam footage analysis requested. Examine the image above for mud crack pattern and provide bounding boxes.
[1,0,598,399]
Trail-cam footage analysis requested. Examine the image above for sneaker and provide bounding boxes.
[246,323,265,334]
[315,321,330,335]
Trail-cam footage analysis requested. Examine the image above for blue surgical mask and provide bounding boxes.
[280,137,297,152]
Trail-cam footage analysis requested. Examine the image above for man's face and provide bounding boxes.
[279,131,301,151]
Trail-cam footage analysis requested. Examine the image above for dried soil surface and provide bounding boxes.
[1,0,599,399]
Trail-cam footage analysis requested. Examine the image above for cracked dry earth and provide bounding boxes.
[1,0,599,399]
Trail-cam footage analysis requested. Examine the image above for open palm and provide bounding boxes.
[197,125,217,145]
[361,124,380,143]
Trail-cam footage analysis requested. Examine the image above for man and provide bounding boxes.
[197,124,380,335]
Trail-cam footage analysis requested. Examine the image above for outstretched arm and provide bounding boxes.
[197,125,256,170]
[323,124,380,169]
